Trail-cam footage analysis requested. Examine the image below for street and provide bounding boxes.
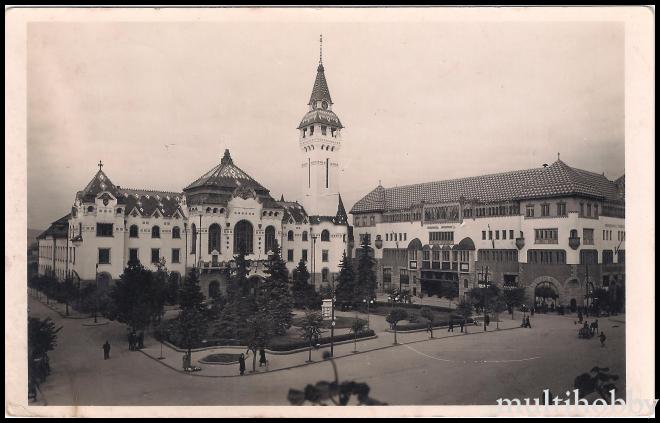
[29,296,625,406]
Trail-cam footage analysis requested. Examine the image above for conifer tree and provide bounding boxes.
[292,258,321,309]
[335,251,357,308]
[356,238,377,303]
[259,243,294,335]
[176,267,208,357]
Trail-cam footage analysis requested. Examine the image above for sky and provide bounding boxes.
[27,20,624,230]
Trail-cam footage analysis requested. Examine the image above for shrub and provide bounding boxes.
[268,330,376,352]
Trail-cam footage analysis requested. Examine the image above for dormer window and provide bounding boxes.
[321,125,327,135]
[309,126,314,136]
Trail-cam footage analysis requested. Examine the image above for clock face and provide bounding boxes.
[322,101,328,110]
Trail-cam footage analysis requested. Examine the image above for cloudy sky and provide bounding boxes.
[27,19,624,230]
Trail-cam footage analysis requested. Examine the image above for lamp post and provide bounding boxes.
[94,263,99,323]
[362,297,373,330]
[311,234,318,290]
[330,274,336,358]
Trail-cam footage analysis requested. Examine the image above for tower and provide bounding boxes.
[298,35,344,217]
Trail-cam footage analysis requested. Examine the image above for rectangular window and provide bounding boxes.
[287,249,294,262]
[98,248,111,264]
[423,250,430,261]
[322,250,329,262]
[579,250,598,265]
[502,230,507,240]
[151,248,160,264]
[510,230,515,239]
[302,249,308,262]
[587,203,592,217]
[429,231,454,243]
[583,229,594,245]
[541,204,550,217]
[526,205,535,217]
[557,203,567,216]
[482,231,486,240]
[321,125,327,135]
[594,204,599,218]
[172,249,180,264]
[96,223,114,237]
[534,228,558,244]
[602,250,613,264]
[399,268,409,285]
[383,268,392,284]
[617,250,625,264]
[129,248,139,263]
[495,231,500,240]
[488,231,493,240]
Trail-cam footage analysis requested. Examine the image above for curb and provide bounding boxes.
[138,325,525,378]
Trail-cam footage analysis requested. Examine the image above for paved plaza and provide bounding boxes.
[28,295,625,406]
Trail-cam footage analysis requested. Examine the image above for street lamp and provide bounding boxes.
[330,274,336,358]
[362,297,373,330]
[94,263,99,323]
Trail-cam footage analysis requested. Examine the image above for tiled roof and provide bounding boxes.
[350,160,624,214]
[76,170,124,203]
[37,214,71,240]
[120,188,184,218]
[184,149,280,208]
[309,63,332,105]
[277,201,309,224]
[298,109,343,129]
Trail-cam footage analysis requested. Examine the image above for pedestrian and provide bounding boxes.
[239,353,246,376]
[137,332,144,350]
[593,319,599,335]
[128,331,134,351]
[427,321,434,339]
[521,316,526,327]
[599,331,607,347]
[526,316,532,329]
[259,347,267,368]
[102,340,111,360]
[531,307,535,317]
[460,320,465,333]
[485,314,490,327]
[129,331,136,351]
[448,320,454,332]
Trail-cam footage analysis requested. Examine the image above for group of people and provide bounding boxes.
[128,331,144,351]
[520,316,532,328]
[238,347,268,376]
[577,318,607,346]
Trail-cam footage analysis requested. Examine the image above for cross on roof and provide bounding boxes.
[98,160,103,171]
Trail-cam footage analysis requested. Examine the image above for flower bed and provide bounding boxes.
[267,330,376,352]
[200,353,242,365]
[395,318,473,331]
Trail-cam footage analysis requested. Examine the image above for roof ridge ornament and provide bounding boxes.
[320,33,323,65]
[221,149,233,166]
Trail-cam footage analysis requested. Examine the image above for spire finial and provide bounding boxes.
[319,33,323,65]
[98,160,103,171]
[557,152,560,161]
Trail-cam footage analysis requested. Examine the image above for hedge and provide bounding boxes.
[395,318,474,331]
[373,302,453,313]
[267,330,376,352]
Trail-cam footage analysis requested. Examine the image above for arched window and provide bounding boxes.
[265,226,276,253]
[191,224,197,254]
[233,220,254,254]
[129,225,139,238]
[287,230,294,241]
[152,226,160,238]
[321,230,330,242]
[208,223,221,254]
[302,231,308,242]
[172,226,181,239]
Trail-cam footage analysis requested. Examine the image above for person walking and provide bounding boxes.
[102,340,111,360]
[427,321,434,339]
[526,316,532,328]
[593,319,599,335]
[137,332,144,350]
[459,320,465,333]
[599,331,606,347]
[448,320,454,332]
[239,353,246,376]
[259,347,267,368]
[578,308,583,323]
[128,331,134,351]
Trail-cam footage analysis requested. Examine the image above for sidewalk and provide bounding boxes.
[138,314,523,378]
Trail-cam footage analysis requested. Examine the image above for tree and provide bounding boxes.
[298,310,324,362]
[455,300,474,333]
[356,238,377,302]
[110,261,162,332]
[242,312,273,372]
[292,259,321,309]
[502,287,526,320]
[491,297,508,330]
[335,252,357,308]
[443,282,460,309]
[468,285,501,313]
[420,307,434,324]
[259,244,294,335]
[152,258,170,324]
[175,268,209,357]
[386,308,409,345]
[28,317,62,359]
[60,277,78,317]
[166,273,181,305]
[350,318,367,352]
